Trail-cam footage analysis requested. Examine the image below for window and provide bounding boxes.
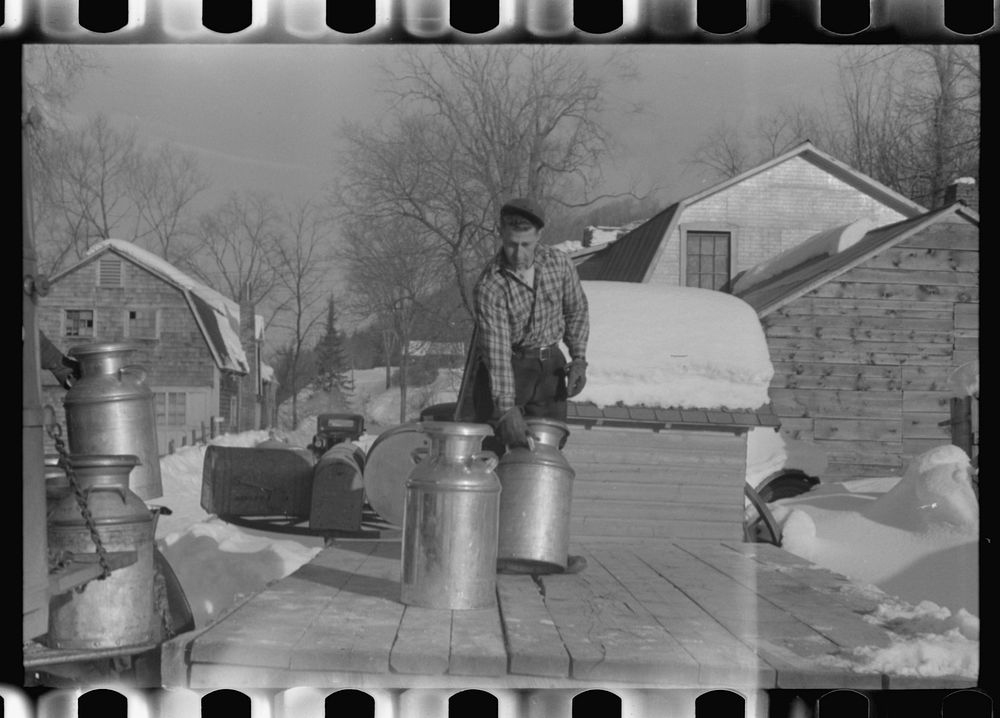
[64,309,95,337]
[126,308,158,339]
[685,231,731,291]
[97,257,123,287]
[155,392,187,426]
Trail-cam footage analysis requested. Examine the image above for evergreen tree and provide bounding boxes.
[314,294,354,393]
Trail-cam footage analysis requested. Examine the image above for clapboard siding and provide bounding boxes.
[762,218,978,478]
[563,426,746,541]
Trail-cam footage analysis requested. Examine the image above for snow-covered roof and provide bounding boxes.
[731,218,877,295]
[735,203,978,316]
[79,239,250,374]
[572,281,774,411]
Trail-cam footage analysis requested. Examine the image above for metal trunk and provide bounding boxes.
[400,421,500,610]
[47,454,157,650]
[496,418,576,573]
[63,342,162,500]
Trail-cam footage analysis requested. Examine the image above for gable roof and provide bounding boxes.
[52,240,251,374]
[572,141,928,283]
[735,203,978,316]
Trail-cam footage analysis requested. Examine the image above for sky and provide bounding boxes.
[40,43,847,212]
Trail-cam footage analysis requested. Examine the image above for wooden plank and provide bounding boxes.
[902,365,957,391]
[954,303,979,330]
[390,605,452,675]
[189,541,380,667]
[539,545,701,684]
[902,391,953,413]
[770,349,951,366]
[571,465,745,487]
[902,413,951,440]
[864,247,979,273]
[570,499,742,523]
[496,575,570,678]
[768,337,952,357]
[566,427,746,452]
[570,516,741,541]
[682,542,889,689]
[585,546,776,686]
[449,606,508,676]
[896,228,979,251]
[770,388,901,419]
[765,313,955,331]
[572,480,733,503]
[813,418,901,442]
[766,325,954,344]
[811,281,977,304]
[770,363,902,392]
[843,267,978,287]
[289,541,405,673]
[770,299,954,319]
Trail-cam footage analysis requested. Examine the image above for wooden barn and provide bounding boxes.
[37,239,274,451]
[734,202,980,478]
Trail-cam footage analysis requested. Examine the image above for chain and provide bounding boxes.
[153,563,175,641]
[43,413,113,588]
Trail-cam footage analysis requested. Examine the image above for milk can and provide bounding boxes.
[400,421,501,609]
[47,454,158,650]
[496,418,576,573]
[64,342,162,500]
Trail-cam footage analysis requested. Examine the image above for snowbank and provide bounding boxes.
[574,281,774,410]
[773,445,978,617]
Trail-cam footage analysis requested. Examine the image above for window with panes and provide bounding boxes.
[685,231,731,291]
[155,392,187,426]
[64,309,95,337]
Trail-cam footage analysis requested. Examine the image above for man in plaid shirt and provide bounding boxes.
[472,198,590,450]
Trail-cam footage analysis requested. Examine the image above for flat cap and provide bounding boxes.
[500,198,545,229]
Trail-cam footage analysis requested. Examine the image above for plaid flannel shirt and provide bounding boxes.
[473,244,589,414]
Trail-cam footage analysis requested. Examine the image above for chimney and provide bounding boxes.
[944,177,978,212]
[238,287,259,431]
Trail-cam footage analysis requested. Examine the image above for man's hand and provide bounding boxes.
[495,406,532,448]
[566,358,587,397]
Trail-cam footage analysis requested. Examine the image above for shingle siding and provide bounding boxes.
[648,156,910,287]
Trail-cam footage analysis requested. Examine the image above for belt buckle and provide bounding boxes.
[538,346,550,360]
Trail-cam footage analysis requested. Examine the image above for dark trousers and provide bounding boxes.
[473,350,568,456]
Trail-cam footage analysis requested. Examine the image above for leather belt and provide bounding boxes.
[512,343,559,360]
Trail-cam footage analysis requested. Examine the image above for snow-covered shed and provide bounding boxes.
[734,202,979,478]
[457,281,779,543]
[37,240,272,451]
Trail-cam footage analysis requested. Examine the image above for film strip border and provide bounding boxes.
[0,0,996,41]
[2,685,997,717]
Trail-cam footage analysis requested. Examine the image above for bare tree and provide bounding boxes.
[267,201,336,428]
[687,46,979,208]
[186,191,283,306]
[338,215,445,423]
[336,45,637,317]
[131,142,211,263]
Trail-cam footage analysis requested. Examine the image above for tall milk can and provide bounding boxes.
[400,421,500,609]
[64,342,162,500]
[496,418,575,573]
[47,454,157,649]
